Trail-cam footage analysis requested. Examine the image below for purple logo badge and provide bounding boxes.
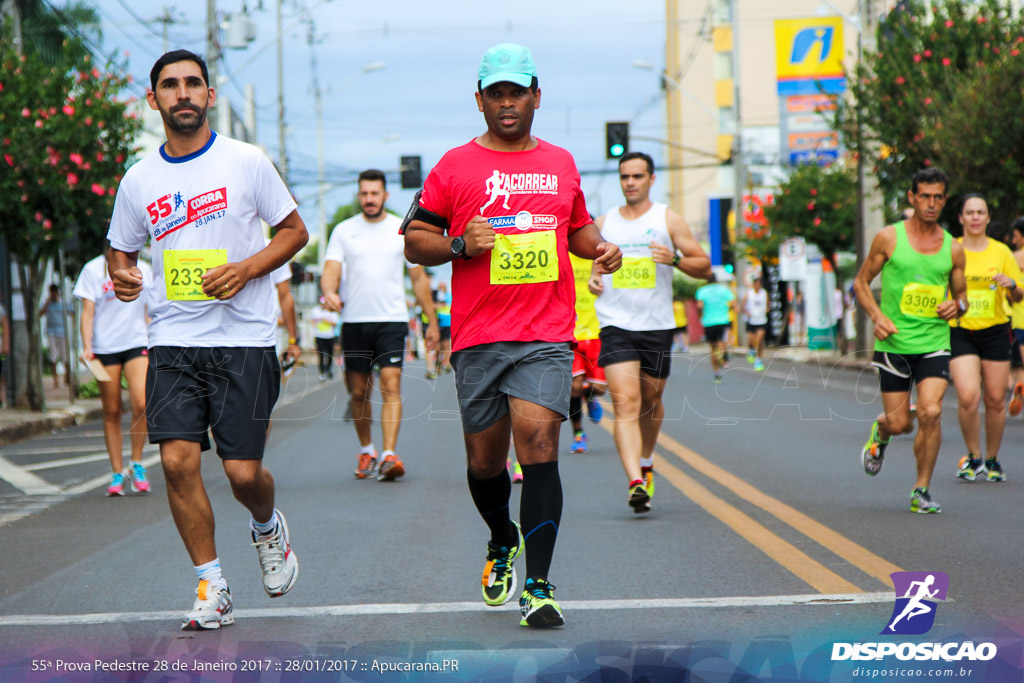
[882,571,949,635]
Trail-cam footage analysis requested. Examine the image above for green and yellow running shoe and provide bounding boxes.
[481,521,523,606]
[642,466,655,500]
[861,421,890,477]
[985,458,1006,482]
[910,487,942,514]
[519,578,564,628]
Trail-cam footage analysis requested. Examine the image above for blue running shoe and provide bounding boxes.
[586,398,603,423]
[571,431,588,453]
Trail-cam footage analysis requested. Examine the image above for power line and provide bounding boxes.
[111,0,166,42]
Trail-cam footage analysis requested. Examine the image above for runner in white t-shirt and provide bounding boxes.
[741,276,770,371]
[106,50,308,632]
[74,249,152,497]
[320,169,439,481]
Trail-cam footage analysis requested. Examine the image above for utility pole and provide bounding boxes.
[276,0,288,185]
[154,7,175,54]
[728,0,748,347]
[305,18,327,268]
[856,0,884,354]
[207,1,219,91]
[664,0,684,214]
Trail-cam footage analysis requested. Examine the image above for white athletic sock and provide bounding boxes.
[195,559,226,589]
[360,443,376,456]
[250,510,279,537]
[381,449,395,459]
[640,456,654,470]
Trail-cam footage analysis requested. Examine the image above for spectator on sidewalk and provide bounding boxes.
[40,284,70,389]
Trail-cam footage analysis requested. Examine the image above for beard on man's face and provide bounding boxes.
[163,102,208,133]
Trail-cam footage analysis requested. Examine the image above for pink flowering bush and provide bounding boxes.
[840,0,1024,223]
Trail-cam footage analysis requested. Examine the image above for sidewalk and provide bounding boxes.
[0,372,104,447]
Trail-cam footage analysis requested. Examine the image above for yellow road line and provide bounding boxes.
[653,454,863,594]
[595,420,861,594]
[655,432,903,586]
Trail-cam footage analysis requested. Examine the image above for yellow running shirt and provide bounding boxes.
[570,253,600,341]
[951,237,1024,331]
[673,300,687,328]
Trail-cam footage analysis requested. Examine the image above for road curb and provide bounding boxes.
[0,404,105,448]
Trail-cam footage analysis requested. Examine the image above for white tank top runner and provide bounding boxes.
[745,288,768,325]
[594,202,676,331]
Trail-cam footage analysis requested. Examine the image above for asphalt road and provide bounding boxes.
[1,351,1021,681]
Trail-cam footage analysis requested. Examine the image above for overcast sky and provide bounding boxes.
[87,0,678,241]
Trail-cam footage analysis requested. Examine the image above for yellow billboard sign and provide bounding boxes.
[775,17,845,95]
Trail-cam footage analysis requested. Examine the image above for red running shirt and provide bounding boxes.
[419,139,592,351]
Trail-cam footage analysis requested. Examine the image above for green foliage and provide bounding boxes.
[758,163,858,264]
[327,196,362,242]
[326,197,401,243]
[0,43,142,267]
[16,1,102,68]
[841,0,1024,224]
[672,270,707,300]
[77,378,100,399]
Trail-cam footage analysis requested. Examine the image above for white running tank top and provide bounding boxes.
[594,202,676,331]
[744,288,769,325]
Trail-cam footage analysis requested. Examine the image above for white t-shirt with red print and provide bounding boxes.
[107,132,297,347]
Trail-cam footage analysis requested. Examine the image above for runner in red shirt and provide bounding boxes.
[403,43,622,628]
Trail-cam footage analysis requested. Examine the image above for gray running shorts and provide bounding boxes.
[450,341,573,433]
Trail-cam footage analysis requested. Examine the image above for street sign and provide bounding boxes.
[779,237,808,281]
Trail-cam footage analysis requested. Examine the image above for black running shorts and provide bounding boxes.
[872,350,950,393]
[341,322,408,374]
[950,322,1012,361]
[146,346,281,459]
[704,323,730,343]
[94,346,148,368]
[597,326,674,379]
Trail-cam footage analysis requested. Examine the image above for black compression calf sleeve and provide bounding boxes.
[519,461,562,581]
[467,468,516,547]
[568,396,583,428]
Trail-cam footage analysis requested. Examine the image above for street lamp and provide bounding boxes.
[632,60,718,119]
[303,62,387,269]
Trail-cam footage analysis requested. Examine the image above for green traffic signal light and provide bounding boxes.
[605,122,629,160]
[724,264,734,274]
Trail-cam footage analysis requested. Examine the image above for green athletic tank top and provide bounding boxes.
[875,221,952,354]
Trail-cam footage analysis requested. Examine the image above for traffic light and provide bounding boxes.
[400,155,422,189]
[605,122,629,159]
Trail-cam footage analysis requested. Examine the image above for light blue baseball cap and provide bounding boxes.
[478,44,536,90]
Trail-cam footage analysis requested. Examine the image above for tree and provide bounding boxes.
[757,163,857,276]
[0,42,141,409]
[841,0,1024,224]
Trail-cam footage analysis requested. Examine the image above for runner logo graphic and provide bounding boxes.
[479,170,560,212]
[882,571,948,635]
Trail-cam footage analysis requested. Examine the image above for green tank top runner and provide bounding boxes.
[875,221,952,354]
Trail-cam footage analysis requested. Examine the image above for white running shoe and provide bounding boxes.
[181,580,233,631]
[251,509,299,597]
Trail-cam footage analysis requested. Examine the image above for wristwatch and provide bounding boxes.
[672,253,681,268]
[450,236,469,260]
[288,336,299,345]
